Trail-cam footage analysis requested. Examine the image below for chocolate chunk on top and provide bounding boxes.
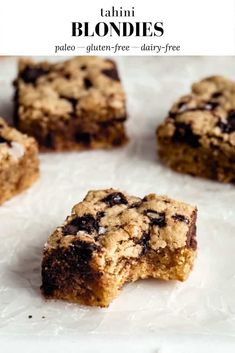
[186,224,197,250]
[102,192,128,207]
[0,136,10,145]
[129,200,142,209]
[173,123,200,148]
[144,209,166,228]
[20,66,49,84]
[63,214,99,235]
[163,76,235,142]
[172,214,189,224]
[218,111,235,133]
[211,91,222,98]
[102,68,120,81]
[84,78,93,89]
[140,232,151,254]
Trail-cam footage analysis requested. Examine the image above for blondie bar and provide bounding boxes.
[0,117,39,205]
[41,189,197,307]
[14,57,128,151]
[157,76,235,183]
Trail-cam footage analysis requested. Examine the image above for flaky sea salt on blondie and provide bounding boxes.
[0,117,39,205]
[41,189,197,307]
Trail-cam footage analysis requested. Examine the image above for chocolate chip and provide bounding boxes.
[211,92,222,99]
[186,210,197,250]
[186,224,197,250]
[80,65,87,70]
[140,232,150,254]
[66,240,100,268]
[74,132,91,145]
[28,315,32,319]
[99,115,127,127]
[64,73,71,79]
[101,68,120,81]
[20,66,49,84]
[67,97,78,110]
[63,214,99,235]
[112,137,123,146]
[63,223,79,236]
[173,123,200,148]
[129,201,142,209]
[43,132,54,149]
[170,101,218,119]
[218,111,235,133]
[102,192,128,207]
[172,214,189,224]
[96,211,105,221]
[169,111,177,119]
[0,136,10,145]
[162,199,170,204]
[144,209,166,228]
[84,78,93,89]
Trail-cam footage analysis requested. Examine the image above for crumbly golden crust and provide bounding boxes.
[14,57,128,151]
[0,117,39,205]
[157,76,235,183]
[41,189,197,307]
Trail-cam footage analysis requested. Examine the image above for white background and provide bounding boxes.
[0,56,235,352]
[0,0,235,55]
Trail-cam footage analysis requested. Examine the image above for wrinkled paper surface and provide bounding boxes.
[0,57,235,350]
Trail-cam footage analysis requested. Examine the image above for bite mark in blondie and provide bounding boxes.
[41,188,197,307]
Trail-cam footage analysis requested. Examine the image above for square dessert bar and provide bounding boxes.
[41,189,197,307]
[0,117,39,205]
[14,57,128,151]
[157,76,235,183]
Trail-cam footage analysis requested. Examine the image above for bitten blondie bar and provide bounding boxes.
[14,57,128,151]
[0,117,39,205]
[157,76,235,183]
[41,189,197,307]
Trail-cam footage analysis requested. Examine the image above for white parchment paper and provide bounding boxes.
[0,57,235,352]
